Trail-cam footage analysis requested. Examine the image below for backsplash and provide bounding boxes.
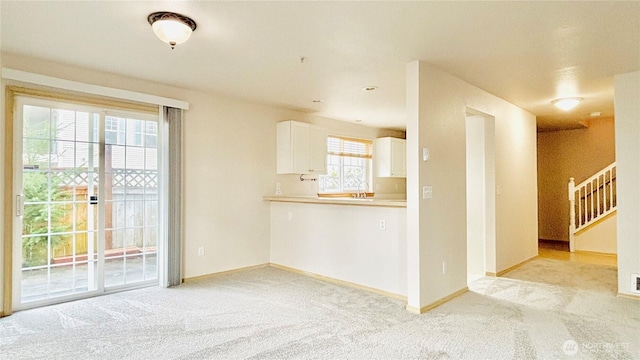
[274,173,406,199]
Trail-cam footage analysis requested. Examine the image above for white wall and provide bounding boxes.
[0,53,301,284]
[270,202,407,296]
[406,61,538,310]
[0,37,4,310]
[614,71,640,296]
[466,115,495,282]
[575,214,617,254]
[493,95,539,273]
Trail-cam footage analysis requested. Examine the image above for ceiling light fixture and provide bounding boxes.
[552,97,582,111]
[148,11,197,49]
[362,86,379,91]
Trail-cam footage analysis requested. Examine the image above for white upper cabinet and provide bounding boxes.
[308,124,328,174]
[375,137,406,178]
[277,120,327,174]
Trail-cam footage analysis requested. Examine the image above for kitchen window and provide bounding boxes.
[319,136,372,193]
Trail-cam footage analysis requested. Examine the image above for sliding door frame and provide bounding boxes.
[2,88,17,316]
[2,84,178,315]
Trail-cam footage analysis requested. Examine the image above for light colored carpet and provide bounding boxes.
[1,258,638,359]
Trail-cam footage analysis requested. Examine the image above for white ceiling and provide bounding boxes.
[1,1,639,131]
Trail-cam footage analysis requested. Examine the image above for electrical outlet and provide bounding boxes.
[198,247,205,256]
[379,220,386,231]
[442,261,447,274]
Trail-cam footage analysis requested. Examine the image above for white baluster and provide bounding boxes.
[608,168,613,210]
[597,177,600,217]
[568,177,576,252]
[603,171,608,211]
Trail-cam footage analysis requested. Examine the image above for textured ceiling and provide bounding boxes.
[1,1,639,131]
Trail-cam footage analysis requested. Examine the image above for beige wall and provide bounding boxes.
[406,61,538,310]
[537,118,615,241]
[575,213,617,254]
[0,41,4,312]
[0,53,299,285]
[614,71,640,297]
[0,53,407,311]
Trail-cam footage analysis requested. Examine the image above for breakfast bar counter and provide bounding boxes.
[263,195,406,208]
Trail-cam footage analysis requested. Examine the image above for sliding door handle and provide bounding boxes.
[16,194,24,217]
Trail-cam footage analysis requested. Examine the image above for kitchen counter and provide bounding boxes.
[263,195,406,208]
[268,198,407,296]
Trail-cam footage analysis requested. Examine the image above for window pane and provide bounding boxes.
[344,165,364,190]
[320,137,371,193]
[24,105,51,140]
[145,121,158,148]
[105,116,126,145]
[131,119,143,146]
[53,109,75,141]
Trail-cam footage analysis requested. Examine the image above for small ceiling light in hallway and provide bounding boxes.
[148,12,197,49]
[552,97,582,111]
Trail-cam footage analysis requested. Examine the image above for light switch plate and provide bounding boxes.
[422,148,429,161]
[422,186,433,199]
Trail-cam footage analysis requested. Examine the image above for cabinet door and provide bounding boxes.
[390,139,406,177]
[309,125,327,174]
[291,121,311,174]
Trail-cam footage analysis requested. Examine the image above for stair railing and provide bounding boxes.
[568,162,617,252]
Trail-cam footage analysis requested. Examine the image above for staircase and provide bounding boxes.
[568,162,617,252]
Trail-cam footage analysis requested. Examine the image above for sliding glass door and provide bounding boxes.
[13,97,160,309]
[103,113,159,288]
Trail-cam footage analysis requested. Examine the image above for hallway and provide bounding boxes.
[538,245,617,267]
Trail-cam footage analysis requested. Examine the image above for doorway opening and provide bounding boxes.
[465,109,496,283]
[536,117,617,260]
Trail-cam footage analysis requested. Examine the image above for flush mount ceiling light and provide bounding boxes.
[552,97,583,111]
[148,11,197,49]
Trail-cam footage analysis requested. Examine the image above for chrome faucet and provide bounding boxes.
[354,181,369,198]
